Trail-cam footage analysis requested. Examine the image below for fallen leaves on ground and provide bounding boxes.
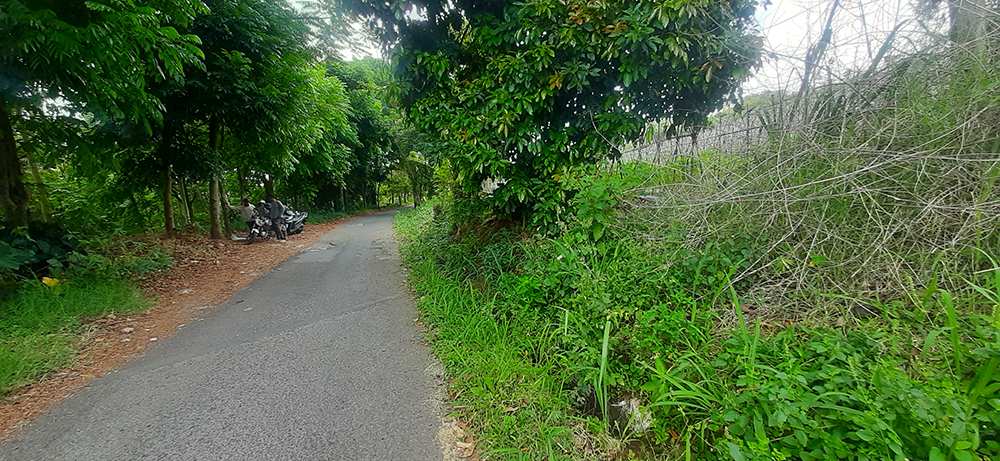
[0,217,352,441]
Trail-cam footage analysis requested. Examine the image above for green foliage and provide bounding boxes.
[0,276,151,397]
[395,176,1000,460]
[395,200,578,460]
[0,225,80,275]
[670,234,764,293]
[0,228,168,397]
[0,0,205,123]
[291,58,401,209]
[0,0,206,226]
[0,224,172,282]
[344,0,763,227]
[643,320,1000,461]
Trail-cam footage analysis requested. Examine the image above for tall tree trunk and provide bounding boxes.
[237,166,247,200]
[163,165,175,235]
[26,151,51,223]
[208,115,223,240]
[263,176,274,199]
[218,125,232,237]
[209,176,224,239]
[179,175,193,226]
[0,99,29,226]
[220,177,232,237]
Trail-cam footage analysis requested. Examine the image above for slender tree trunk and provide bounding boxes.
[237,167,247,200]
[26,151,51,223]
[338,184,345,211]
[179,175,192,226]
[209,176,224,239]
[218,125,232,237]
[208,115,223,240]
[0,99,29,226]
[263,176,274,199]
[163,165,175,235]
[220,177,232,237]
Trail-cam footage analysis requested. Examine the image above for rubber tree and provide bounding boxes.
[0,0,204,227]
[150,0,292,237]
[232,61,354,213]
[154,0,352,237]
[323,59,399,209]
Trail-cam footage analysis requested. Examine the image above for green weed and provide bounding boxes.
[0,276,150,397]
[397,189,1000,460]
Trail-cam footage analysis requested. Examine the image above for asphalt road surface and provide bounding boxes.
[0,209,447,460]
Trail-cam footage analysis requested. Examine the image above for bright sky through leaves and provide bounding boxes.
[748,0,941,93]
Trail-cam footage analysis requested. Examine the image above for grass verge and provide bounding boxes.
[0,277,150,397]
[396,194,1000,460]
[396,202,588,460]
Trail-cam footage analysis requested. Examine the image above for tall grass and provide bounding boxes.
[395,204,579,460]
[0,277,150,397]
[397,182,1000,460]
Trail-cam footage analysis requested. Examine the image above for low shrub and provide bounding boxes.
[396,192,1000,460]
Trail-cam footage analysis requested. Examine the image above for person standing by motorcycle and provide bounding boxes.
[228,198,257,233]
[266,194,286,241]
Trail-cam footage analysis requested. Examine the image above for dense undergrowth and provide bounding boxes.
[0,277,151,396]
[398,193,999,460]
[395,25,1000,461]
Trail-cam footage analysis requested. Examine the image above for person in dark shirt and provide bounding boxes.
[266,194,286,241]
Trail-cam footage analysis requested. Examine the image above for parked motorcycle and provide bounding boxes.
[244,215,275,245]
[284,208,308,235]
[244,204,308,244]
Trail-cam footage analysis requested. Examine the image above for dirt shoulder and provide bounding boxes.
[0,216,355,440]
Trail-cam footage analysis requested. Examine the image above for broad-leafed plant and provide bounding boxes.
[336,0,763,230]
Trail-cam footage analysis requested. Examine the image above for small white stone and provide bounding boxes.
[122,327,134,334]
[149,337,158,342]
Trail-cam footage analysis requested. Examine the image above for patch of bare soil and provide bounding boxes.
[0,217,355,441]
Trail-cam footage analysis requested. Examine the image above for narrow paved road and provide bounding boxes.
[0,209,446,460]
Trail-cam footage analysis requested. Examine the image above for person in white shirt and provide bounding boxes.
[228,198,257,232]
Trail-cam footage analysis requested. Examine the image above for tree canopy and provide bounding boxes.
[0,0,204,227]
[0,0,424,237]
[339,0,763,228]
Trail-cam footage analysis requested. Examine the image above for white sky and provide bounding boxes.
[332,0,948,95]
[748,0,944,94]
